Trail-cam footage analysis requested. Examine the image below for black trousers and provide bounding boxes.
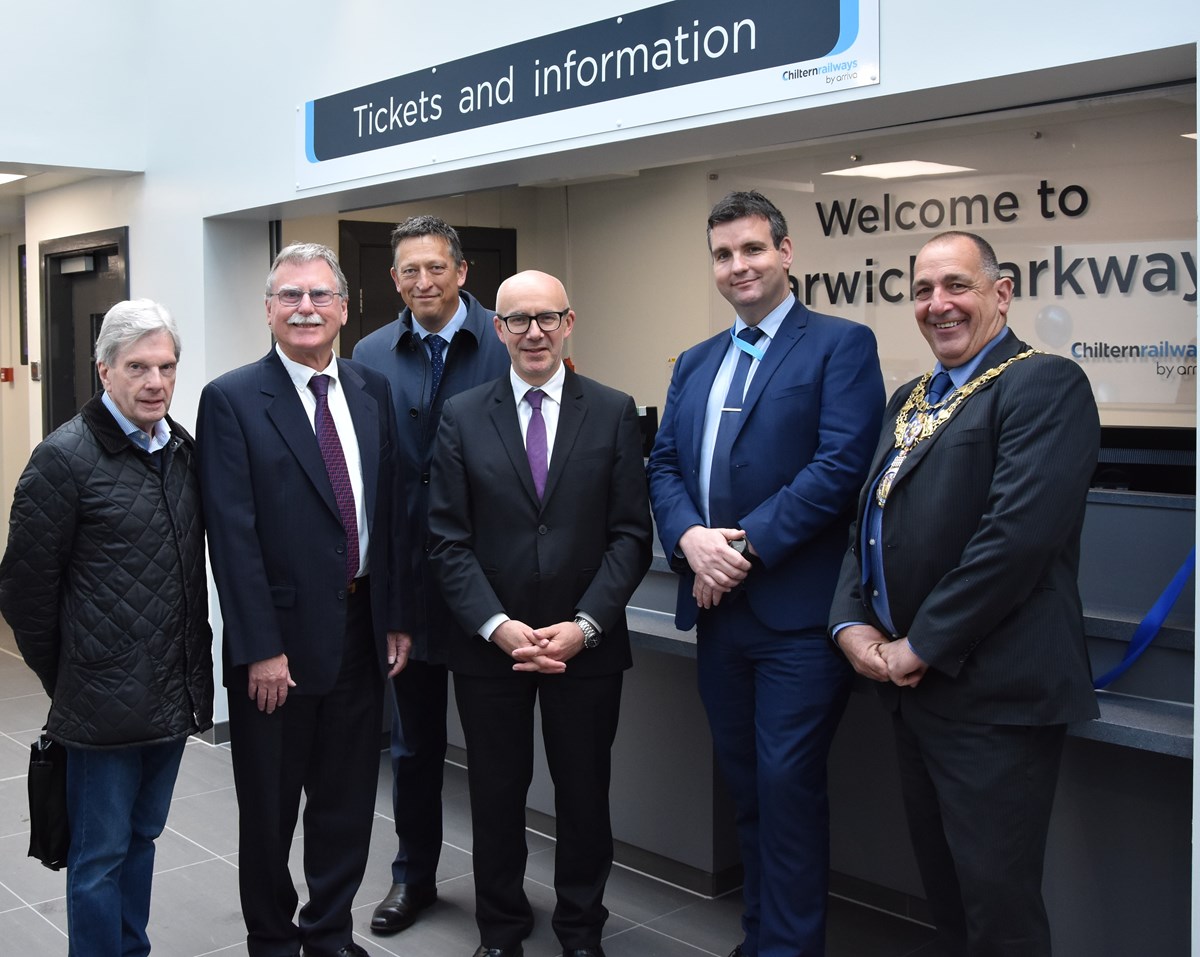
[228,589,382,957]
[892,694,1067,957]
[454,669,623,950]
[386,657,450,886]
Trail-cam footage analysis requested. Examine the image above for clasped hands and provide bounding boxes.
[679,525,753,609]
[835,624,928,688]
[494,619,585,674]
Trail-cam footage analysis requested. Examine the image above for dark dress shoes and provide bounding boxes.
[563,948,606,957]
[369,881,437,934]
[471,947,524,957]
[302,944,368,957]
[727,947,743,957]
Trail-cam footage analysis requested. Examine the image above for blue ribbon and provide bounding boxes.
[730,326,765,362]
[1093,546,1195,689]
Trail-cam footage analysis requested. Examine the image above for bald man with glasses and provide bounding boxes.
[427,271,652,957]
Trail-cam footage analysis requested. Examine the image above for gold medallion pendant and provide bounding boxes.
[875,350,1038,508]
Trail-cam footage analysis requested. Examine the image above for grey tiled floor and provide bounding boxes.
[0,622,936,956]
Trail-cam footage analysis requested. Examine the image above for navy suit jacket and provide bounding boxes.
[829,330,1101,725]
[352,290,510,663]
[427,369,653,678]
[648,299,884,633]
[197,349,405,695]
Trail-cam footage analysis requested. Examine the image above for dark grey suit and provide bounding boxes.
[830,329,1100,956]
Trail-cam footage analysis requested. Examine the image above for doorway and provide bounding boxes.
[40,228,130,434]
[337,221,516,356]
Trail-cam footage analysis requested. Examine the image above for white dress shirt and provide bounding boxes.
[275,344,369,578]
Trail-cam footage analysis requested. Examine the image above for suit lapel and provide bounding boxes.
[542,370,585,508]
[728,301,809,446]
[340,359,379,528]
[261,351,341,522]
[890,330,1024,487]
[688,335,734,466]
[745,304,807,405]
[488,379,541,508]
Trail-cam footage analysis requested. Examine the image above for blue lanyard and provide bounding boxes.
[730,326,766,362]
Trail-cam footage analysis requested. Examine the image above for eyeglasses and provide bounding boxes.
[498,310,569,334]
[269,288,345,307]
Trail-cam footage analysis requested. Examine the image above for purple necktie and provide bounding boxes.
[308,374,360,585]
[525,388,548,500]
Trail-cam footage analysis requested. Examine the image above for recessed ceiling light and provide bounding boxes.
[0,173,27,186]
[823,161,975,179]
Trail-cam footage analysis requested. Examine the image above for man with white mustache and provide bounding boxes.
[199,243,410,957]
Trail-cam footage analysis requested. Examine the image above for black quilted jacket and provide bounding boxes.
[0,394,213,747]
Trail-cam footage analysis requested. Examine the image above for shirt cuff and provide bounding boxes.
[478,613,509,642]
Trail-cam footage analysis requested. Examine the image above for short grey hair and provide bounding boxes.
[265,242,349,298]
[94,299,181,367]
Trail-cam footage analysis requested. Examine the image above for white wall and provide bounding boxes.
[4,0,1194,420]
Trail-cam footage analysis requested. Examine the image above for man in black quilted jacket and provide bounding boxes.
[0,298,213,957]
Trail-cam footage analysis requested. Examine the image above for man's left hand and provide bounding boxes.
[510,620,585,673]
[386,631,413,678]
[880,638,928,687]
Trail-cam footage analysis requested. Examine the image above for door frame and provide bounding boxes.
[39,227,130,436]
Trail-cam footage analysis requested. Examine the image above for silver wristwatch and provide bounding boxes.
[575,616,601,649]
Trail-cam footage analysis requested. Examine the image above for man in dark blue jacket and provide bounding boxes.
[353,216,509,935]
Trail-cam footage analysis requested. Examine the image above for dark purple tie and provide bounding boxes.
[525,388,548,500]
[308,374,360,585]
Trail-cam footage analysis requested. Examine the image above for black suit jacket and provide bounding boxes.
[427,369,652,678]
[829,330,1100,725]
[198,349,405,694]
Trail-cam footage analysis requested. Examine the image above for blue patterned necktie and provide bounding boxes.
[926,371,952,405]
[308,374,359,585]
[708,327,765,528]
[426,334,447,407]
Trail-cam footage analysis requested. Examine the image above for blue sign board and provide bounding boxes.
[306,0,862,164]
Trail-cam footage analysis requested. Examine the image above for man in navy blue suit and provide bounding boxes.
[353,217,510,936]
[647,191,884,957]
[199,243,409,957]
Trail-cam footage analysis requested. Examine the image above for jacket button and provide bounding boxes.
[421,472,430,485]
[336,544,345,554]
[408,407,419,418]
[538,524,549,535]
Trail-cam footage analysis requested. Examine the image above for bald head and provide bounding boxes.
[496,270,568,315]
[494,270,575,386]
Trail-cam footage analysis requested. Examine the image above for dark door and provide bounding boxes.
[338,220,517,356]
[40,228,130,434]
